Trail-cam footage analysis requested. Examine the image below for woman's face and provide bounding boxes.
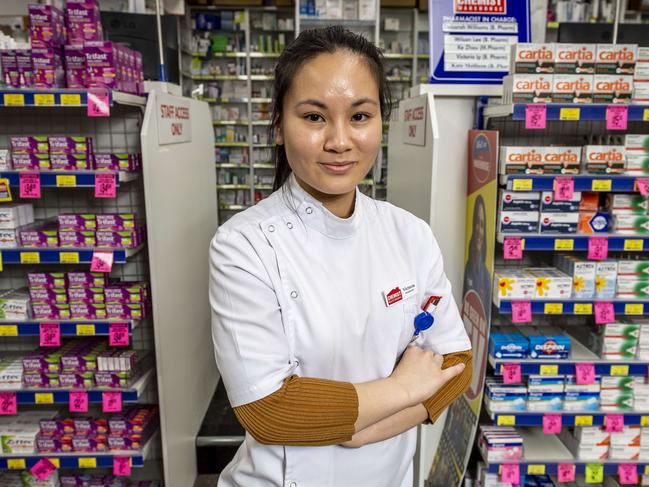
[276,49,382,197]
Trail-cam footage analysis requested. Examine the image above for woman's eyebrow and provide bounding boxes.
[295,97,379,109]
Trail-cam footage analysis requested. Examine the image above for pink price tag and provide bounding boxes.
[500,464,520,484]
[607,105,628,130]
[503,237,523,260]
[95,172,116,198]
[554,176,574,201]
[595,301,615,324]
[30,458,57,481]
[102,391,122,413]
[618,464,638,485]
[91,250,114,273]
[19,172,41,199]
[87,88,110,117]
[575,363,596,385]
[605,414,624,432]
[511,301,532,323]
[0,392,17,415]
[39,322,60,347]
[525,104,547,129]
[638,178,649,196]
[69,391,88,413]
[588,236,609,260]
[557,463,576,483]
[543,413,562,434]
[109,322,129,347]
[502,363,522,384]
[113,456,132,477]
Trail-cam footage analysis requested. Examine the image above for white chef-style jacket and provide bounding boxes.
[209,173,471,487]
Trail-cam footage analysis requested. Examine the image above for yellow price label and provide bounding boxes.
[554,239,574,251]
[0,252,3,273]
[527,465,546,475]
[76,324,96,336]
[60,252,79,264]
[625,303,644,315]
[611,365,629,376]
[544,303,563,314]
[0,325,18,336]
[540,364,558,375]
[641,416,649,426]
[624,239,644,251]
[645,465,649,475]
[20,252,40,264]
[4,94,24,106]
[48,458,60,469]
[35,393,54,404]
[575,415,593,426]
[585,463,604,484]
[547,21,559,29]
[7,459,25,470]
[560,107,580,120]
[644,109,649,122]
[512,179,533,191]
[60,94,81,106]
[78,457,97,468]
[574,303,593,315]
[592,179,612,191]
[497,415,515,426]
[34,94,55,106]
[56,175,77,187]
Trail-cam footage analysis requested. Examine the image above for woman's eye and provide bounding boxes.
[352,113,369,122]
[305,114,323,122]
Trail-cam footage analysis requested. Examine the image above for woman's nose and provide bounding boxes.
[323,121,352,153]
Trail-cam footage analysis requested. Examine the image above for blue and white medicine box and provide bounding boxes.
[500,190,541,212]
[489,332,529,359]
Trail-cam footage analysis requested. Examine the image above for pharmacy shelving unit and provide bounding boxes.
[0,86,217,486]
[480,101,649,481]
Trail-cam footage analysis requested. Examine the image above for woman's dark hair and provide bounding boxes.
[469,195,487,263]
[269,26,391,191]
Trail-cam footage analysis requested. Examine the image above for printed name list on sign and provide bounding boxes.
[156,93,192,145]
[430,0,531,84]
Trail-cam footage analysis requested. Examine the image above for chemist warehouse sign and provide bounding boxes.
[156,93,192,145]
[428,0,531,84]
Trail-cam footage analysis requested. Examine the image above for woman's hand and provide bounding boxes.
[388,346,465,407]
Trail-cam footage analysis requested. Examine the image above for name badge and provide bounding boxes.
[382,280,416,307]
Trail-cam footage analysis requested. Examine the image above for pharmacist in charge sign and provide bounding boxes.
[156,93,192,145]
[429,0,531,84]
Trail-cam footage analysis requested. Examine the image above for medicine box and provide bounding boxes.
[526,391,563,411]
[612,214,649,234]
[525,267,573,299]
[554,43,596,74]
[574,426,610,446]
[510,43,555,74]
[600,389,634,410]
[600,320,641,339]
[499,211,539,234]
[527,374,565,392]
[498,190,540,212]
[596,261,618,299]
[626,134,649,149]
[499,146,544,175]
[618,260,649,277]
[608,193,649,214]
[582,145,626,174]
[593,75,634,104]
[488,332,529,359]
[595,44,637,74]
[616,277,649,299]
[539,212,579,233]
[556,256,596,298]
[578,211,610,234]
[543,146,581,174]
[503,74,553,104]
[519,327,571,359]
[540,190,581,212]
[563,391,600,411]
[493,268,536,303]
[625,150,649,175]
[552,74,593,103]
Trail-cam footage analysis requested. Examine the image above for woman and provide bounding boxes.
[209,26,473,487]
[462,195,491,304]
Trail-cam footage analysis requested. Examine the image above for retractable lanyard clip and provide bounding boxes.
[411,296,441,343]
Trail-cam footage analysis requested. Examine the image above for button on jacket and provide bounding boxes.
[210,173,471,487]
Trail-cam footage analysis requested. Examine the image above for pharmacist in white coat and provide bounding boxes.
[209,26,473,487]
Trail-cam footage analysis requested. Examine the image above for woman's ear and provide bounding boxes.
[275,121,284,145]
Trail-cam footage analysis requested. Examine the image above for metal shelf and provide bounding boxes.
[387,76,412,82]
[215,164,250,169]
[0,319,140,337]
[250,75,274,81]
[214,142,248,147]
[251,98,272,104]
[497,298,649,316]
[384,53,414,59]
[249,52,281,58]
[216,184,250,190]
[496,232,649,251]
[219,204,250,211]
[0,171,137,188]
[0,245,143,265]
[487,405,649,427]
[484,103,649,122]
[213,120,249,126]
[0,89,146,108]
[501,174,642,192]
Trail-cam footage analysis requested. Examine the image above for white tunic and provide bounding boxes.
[209,173,471,487]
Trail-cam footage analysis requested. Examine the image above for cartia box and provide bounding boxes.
[596,44,637,74]
[499,146,544,174]
[552,74,593,103]
[593,75,633,104]
[503,74,553,104]
[543,146,581,174]
[554,43,597,74]
[582,145,626,174]
[510,43,555,74]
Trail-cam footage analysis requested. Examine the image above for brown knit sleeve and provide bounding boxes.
[422,349,473,424]
[233,375,359,446]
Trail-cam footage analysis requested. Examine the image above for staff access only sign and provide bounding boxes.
[156,93,192,145]
[429,0,531,85]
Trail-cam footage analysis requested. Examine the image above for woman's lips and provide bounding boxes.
[319,161,357,174]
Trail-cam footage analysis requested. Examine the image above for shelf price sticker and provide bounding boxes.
[109,322,129,347]
[539,364,558,376]
[56,175,77,187]
[554,239,574,250]
[542,414,562,434]
[611,364,629,376]
[592,179,612,192]
[76,324,96,336]
[4,93,24,106]
[644,108,649,122]
[69,391,88,413]
[87,88,110,117]
[575,363,596,385]
[0,325,17,336]
[0,392,17,415]
[60,252,79,264]
[527,464,545,475]
[642,415,649,427]
[574,303,593,315]
[618,464,638,485]
[91,251,113,273]
[503,237,523,260]
[625,303,644,315]
[60,94,81,106]
[102,391,122,413]
[607,104,628,130]
[500,464,520,485]
[34,94,54,106]
[605,414,624,432]
[95,172,116,198]
[40,323,60,347]
[511,301,532,323]
[595,301,615,324]
[637,178,649,196]
[575,415,593,426]
[19,172,41,199]
[624,239,644,251]
[588,236,608,260]
[525,104,547,129]
[7,459,25,470]
[544,303,563,314]
[502,363,522,384]
[554,176,574,201]
[560,107,580,120]
[113,456,132,477]
[558,463,576,482]
[497,415,515,426]
[30,458,57,481]
[512,178,533,191]
[586,463,604,484]
[35,393,54,404]
[78,457,97,468]
[20,252,40,264]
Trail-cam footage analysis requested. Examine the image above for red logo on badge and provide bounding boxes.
[386,287,403,306]
[454,0,506,14]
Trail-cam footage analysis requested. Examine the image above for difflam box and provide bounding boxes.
[608,193,649,214]
[612,214,649,234]
[625,150,649,176]
[625,134,649,149]
[554,43,597,74]
[593,75,633,103]
[503,74,553,104]
[596,44,637,74]
[552,74,593,103]
[510,43,555,73]
[539,212,579,234]
[582,145,625,174]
